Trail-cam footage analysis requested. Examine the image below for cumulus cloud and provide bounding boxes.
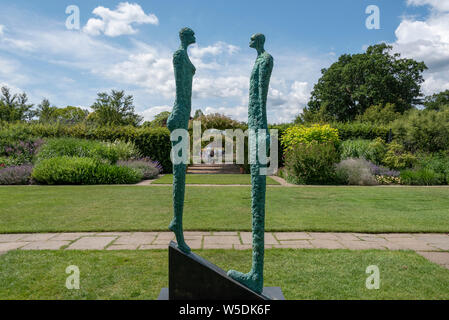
[84,2,159,37]
[407,0,449,12]
[139,105,171,122]
[393,0,449,94]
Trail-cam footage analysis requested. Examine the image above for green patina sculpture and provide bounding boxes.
[167,27,196,254]
[228,33,274,294]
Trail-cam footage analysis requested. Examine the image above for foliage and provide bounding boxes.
[32,157,142,185]
[306,44,427,121]
[37,99,88,124]
[340,138,387,164]
[415,152,449,184]
[0,164,33,185]
[89,90,143,127]
[193,109,204,119]
[375,175,402,185]
[142,111,171,128]
[424,89,449,111]
[191,113,247,131]
[284,143,340,185]
[281,124,339,151]
[117,158,161,180]
[335,158,377,186]
[331,122,390,141]
[400,169,443,186]
[0,86,35,122]
[0,123,171,172]
[0,138,44,165]
[382,142,417,170]
[355,103,401,125]
[36,138,139,164]
[392,107,449,153]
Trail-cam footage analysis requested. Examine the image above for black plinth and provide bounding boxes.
[157,241,285,300]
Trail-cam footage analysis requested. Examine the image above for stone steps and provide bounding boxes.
[187,164,242,174]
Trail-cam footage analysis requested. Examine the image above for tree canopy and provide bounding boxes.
[304,43,427,122]
[424,90,449,111]
[0,86,35,122]
[89,90,142,126]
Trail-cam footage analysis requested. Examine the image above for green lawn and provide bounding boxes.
[1,249,448,300]
[152,174,280,185]
[1,186,449,233]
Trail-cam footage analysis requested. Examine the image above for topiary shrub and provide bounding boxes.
[284,142,340,185]
[32,156,142,185]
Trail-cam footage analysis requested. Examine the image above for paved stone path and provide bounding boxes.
[0,231,448,269]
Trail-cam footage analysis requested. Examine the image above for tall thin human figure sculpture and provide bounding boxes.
[167,27,196,254]
[228,34,273,294]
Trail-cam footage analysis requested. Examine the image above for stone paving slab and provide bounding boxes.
[1,231,449,269]
[21,241,70,250]
[417,252,449,269]
[66,236,117,250]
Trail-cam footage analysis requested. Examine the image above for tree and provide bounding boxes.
[193,109,204,119]
[305,43,427,122]
[355,103,402,125]
[0,86,35,122]
[89,90,142,126]
[143,111,171,128]
[424,90,449,111]
[37,99,58,123]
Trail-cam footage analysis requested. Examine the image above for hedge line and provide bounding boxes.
[1,122,391,173]
[0,122,173,173]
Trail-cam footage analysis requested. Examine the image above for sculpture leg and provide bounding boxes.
[169,140,191,254]
[228,163,266,294]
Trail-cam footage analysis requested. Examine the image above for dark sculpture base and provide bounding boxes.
[158,241,285,300]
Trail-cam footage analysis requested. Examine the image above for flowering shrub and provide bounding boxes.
[0,164,33,185]
[382,142,417,170]
[281,124,339,151]
[1,139,44,164]
[375,175,401,185]
[36,138,140,164]
[335,158,377,186]
[117,158,162,180]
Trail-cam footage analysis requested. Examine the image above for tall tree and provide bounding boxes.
[0,86,35,122]
[305,44,427,122]
[89,90,143,126]
[424,90,449,111]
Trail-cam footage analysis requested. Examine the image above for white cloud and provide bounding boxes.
[84,2,159,37]
[407,0,449,12]
[0,25,4,36]
[392,0,449,94]
[139,105,171,122]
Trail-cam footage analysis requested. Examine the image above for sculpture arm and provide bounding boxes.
[173,51,187,104]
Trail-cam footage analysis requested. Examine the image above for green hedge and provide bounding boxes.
[0,122,172,173]
[331,122,390,141]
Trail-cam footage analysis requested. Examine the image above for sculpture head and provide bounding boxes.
[249,33,265,52]
[179,27,196,47]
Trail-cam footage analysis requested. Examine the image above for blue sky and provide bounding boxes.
[1,0,448,123]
